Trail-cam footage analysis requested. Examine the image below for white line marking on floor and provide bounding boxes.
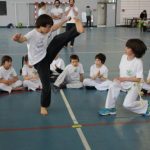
[60,89,91,150]
[114,37,126,42]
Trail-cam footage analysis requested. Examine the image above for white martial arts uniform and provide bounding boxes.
[142,70,150,93]
[83,64,112,91]
[22,65,42,91]
[0,66,22,93]
[54,63,84,88]
[50,57,65,75]
[51,7,63,37]
[38,8,47,16]
[105,54,148,114]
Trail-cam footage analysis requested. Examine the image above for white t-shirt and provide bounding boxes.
[22,65,39,78]
[90,64,108,82]
[147,70,150,80]
[65,6,78,23]
[50,58,65,74]
[64,63,84,82]
[24,29,52,65]
[119,54,143,89]
[0,66,17,80]
[51,7,63,24]
[38,8,47,16]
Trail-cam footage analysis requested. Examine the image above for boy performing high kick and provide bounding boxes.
[12,14,84,115]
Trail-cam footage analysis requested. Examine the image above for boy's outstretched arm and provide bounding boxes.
[12,33,27,43]
[51,17,71,32]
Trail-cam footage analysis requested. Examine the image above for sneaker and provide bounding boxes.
[143,101,150,116]
[98,108,117,116]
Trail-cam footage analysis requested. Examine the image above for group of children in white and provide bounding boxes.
[1,39,150,117]
[0,10,150,116]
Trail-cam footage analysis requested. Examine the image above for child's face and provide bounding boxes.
[95,59,102,66]
[71,59,79,67]
[125,47,134,56]
[3,61,12,70]
[40,25,52,34]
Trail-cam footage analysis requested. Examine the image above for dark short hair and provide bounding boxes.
[24,54,28,62]
[70,54,79,62]
[95,53,106,64]
[38,2,46,9]
[126,39,147,58]
[69,0,75,3]
[54,0,60,4]
[1,55,12,65]
[35,14,53,28]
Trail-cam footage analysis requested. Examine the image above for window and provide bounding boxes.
[0,1,7,15]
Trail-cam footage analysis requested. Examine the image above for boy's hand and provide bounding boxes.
[12,33,22,41]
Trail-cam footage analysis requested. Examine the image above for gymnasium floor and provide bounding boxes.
[0,27,150,150]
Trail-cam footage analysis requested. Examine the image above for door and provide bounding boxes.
[106,3,116,27]
[97,3,106,27]
[29,3,36,26]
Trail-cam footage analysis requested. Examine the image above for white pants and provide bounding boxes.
[83,78,112,91]
[0,80,22,93]
[54,70,83,89]
[142,83,150,93]
[105,81,148,114]
[66,81,83,88]
[23,79,42,91]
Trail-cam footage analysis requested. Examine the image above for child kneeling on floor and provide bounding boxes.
[0,55,22,93]
[98,39,150,116]
[54,54,84,88]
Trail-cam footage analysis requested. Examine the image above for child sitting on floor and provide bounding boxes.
[83,53,112,90]
[141,69,150,94]
[22,55,42,91]
[50,54,65,82]
[0,55,22,93]
[54,54,84,88]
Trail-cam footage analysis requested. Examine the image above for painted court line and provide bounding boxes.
[60,89,91,150]
[0,118,150,132]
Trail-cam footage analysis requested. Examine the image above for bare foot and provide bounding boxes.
[40,107,48,116]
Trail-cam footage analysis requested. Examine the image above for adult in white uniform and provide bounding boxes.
[51,0,63,37]
[64,0,78,48]
[38,2,47,16]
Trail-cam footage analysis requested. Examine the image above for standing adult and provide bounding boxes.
[51,0,63,37]
[86,6,92,27]
[65,0,78,48]
[140,10,147,20]
[38,2,47,16]
[139,10,147,32]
